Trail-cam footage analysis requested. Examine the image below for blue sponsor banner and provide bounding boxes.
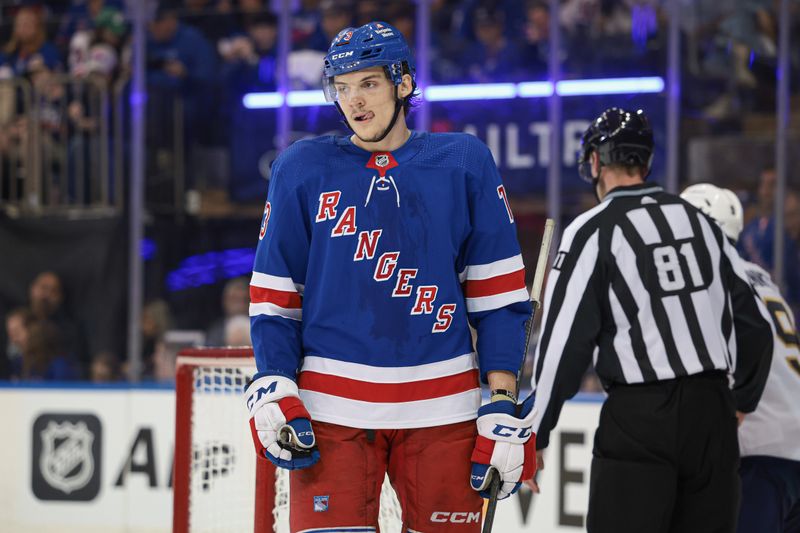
[230,93,665,202]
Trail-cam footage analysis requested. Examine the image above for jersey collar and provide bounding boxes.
[603,182,663,202]
[335,130,426,165]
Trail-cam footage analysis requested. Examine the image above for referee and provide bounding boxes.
[528,108,774,533]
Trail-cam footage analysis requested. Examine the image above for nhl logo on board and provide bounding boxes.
[375,154,390,168]
[41,421,95,493]
[32,414,102,501]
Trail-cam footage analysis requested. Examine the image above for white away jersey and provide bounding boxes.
[738,261,800,461]
[250,132,532,429]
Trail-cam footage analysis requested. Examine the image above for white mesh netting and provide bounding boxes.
[188,363,257,533]
[183,356,403,533]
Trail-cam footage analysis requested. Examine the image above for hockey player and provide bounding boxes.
[244,22,536,531]
[681,183,800,533]
[527,108,773,533]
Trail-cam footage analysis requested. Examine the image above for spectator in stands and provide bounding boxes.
[205,277,249,346]
[148,3,217,167]
[3,307,34,380]
[152,336,181,382]
[451,0,526,43]
[183,0,237,43]
[56,0,124,51]
[428,0,468,83]
[233,0,270,33]
[0,63,26,199]
[62,8,126,205]
[28,272,88,373]
[68,8,127,130]
[460,2,523,83]
[519,0,550,79]
[219,11,278,93]
[786,190,800,243]
[0,60,14,125]
[67,45,118,131]
[22,319,78,381]
[301,0,353,52]
[680,0,778,119]
[69,6,129,82]
[25,54,69,204]
[223,314,251,346]
[141,299,173,378]
[388,2,416,48]
[290,0,323,48]
[288,0,348,89]
[356,0,381,27]
[147,5,216,93]
[90,351,121,382]
[1,5,62,76]
[738,168,800,308]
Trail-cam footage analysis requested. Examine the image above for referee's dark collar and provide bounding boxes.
[602,182,663,202]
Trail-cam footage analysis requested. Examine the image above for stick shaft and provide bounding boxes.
[518,218,555,390]
[483,219,555,533]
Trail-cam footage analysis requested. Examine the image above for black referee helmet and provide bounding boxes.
[578,107,654,183]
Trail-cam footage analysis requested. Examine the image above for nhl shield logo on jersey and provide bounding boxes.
[32,414,102,501]
[366,152,398,177]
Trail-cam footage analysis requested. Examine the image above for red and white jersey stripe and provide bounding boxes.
[249,271,304,321]
[460,254,529,313]
[298,353,481,428]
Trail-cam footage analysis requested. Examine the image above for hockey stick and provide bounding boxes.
[482,218,555,533]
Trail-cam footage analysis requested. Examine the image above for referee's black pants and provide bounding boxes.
[587,371,740,533]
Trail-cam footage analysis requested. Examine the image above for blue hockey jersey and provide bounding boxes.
[250,131,532,429]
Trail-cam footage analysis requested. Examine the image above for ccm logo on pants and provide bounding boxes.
[430,512,481,523]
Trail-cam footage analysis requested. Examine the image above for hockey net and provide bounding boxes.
[173,347,403,533]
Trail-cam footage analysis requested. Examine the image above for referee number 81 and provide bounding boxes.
[652,242,705,292]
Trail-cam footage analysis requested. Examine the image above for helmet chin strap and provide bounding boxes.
[336,86,405,145]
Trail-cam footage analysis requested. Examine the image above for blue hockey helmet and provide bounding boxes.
[578,107,654,182]
[322,21,416,102]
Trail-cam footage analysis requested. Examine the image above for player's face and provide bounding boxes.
[333,67,403,142]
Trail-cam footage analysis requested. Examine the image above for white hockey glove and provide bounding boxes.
[470,394,537,500]
[244,375,320,470]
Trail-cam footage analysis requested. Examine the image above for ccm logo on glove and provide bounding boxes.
[245,380,278,411]
[491,424,533,439]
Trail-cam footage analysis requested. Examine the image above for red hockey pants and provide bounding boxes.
[290,420,483,532]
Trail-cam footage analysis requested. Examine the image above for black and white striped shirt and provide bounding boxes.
[531,183,773,449]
